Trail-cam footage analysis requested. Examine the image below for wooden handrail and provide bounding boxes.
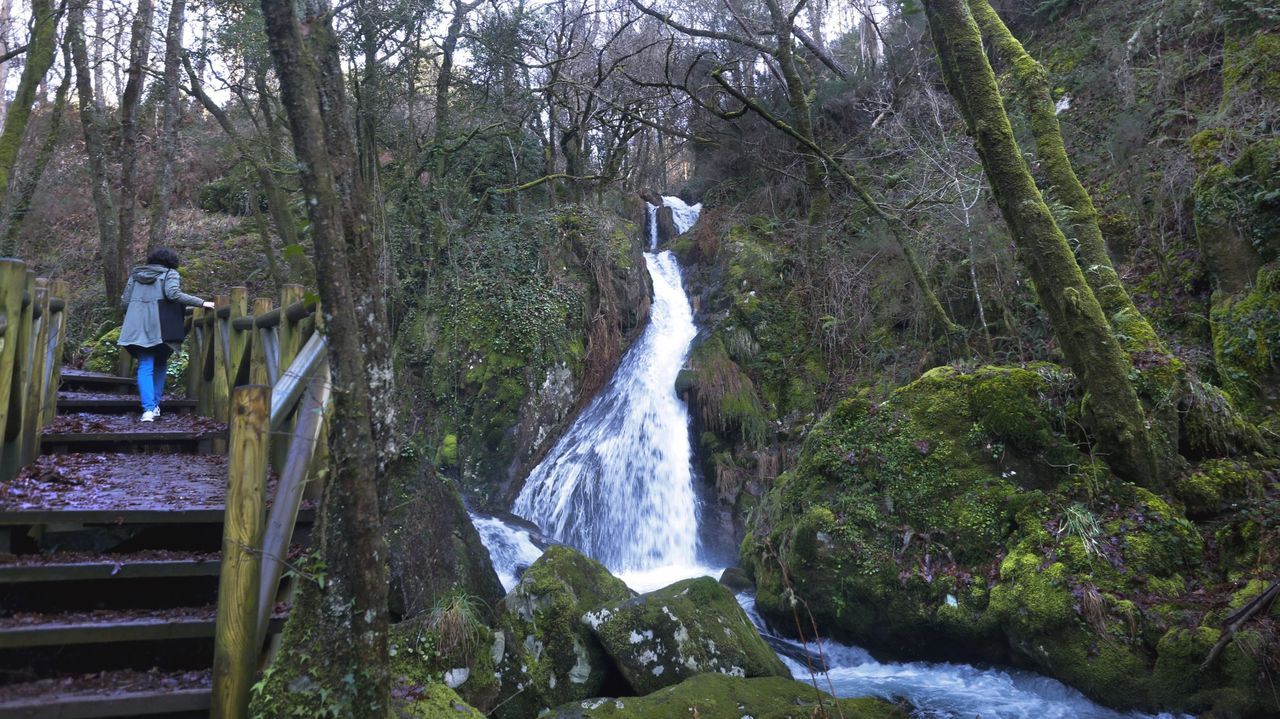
[180,282,329,718]
[0,260,70,481]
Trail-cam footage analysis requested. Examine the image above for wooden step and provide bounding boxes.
[0,551,221,583]
[56,392,197,415]
[0,606,288,649]
[0,454,313,527]
[0,669,210,719]
[39,414,225,454]
[57,370,136,394]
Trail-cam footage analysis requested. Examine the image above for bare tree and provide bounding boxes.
[148,0,188,249]
[70,0,124,311]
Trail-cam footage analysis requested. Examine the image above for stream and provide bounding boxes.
[474,197,1185,718]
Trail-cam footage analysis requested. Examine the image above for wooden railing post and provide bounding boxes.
[0,260,25,479]
[187,308,204,405]
[0,270,35,480]
[228,287,250,388]
[272,285,304,472]
[211,385,270,719]
[250,298,273,386]
[19,278,50,466]
[40,280,69,427]
[276,285,304,375]
[211,294,231,424]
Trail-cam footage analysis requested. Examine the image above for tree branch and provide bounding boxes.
[628,0,773,54]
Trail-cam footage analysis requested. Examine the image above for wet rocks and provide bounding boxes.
[583,576,789,695]
[502,546,636,710]
[543,673,906,719]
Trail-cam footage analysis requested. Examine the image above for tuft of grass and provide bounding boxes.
[1059,502,1104,560]
[428,590,486,660]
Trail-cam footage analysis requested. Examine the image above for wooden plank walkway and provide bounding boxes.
[0,370,313,718]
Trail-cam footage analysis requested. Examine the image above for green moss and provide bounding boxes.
[387,610,503,713]
[398,683,485,719]
[1211,264,1280,409]
[435,434,458,468]
[586,576,790,695]
[503,546,635,711]
[689,335,769,449]
[1150,625,1273,716]
[1222,29,1280,104]
[543,673,907,719]
[1174,459,1266,517]
[84,326,121,374]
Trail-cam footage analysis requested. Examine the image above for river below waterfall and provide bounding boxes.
[473,196,1186,719]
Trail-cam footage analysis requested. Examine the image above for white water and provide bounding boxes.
[512,196,721,590]
[737,594,1187,719]
[469,513,544,592]
[475,195,1190,717]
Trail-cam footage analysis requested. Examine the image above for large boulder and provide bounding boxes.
[385,458,506,621]
[742,363,1279,716]
[655,206,676,246]
[543,673,906,719]
[502,546,636,711]
[583,576,789,695]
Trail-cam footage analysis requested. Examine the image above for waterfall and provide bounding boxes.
[474,198,1190,717]
[512,196,715,589]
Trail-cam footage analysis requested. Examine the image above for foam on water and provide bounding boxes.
[737,594,1189,719]
[469,513,545,592]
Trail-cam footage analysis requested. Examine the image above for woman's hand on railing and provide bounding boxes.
[203,300,216,309]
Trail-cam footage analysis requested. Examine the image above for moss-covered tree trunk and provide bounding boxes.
[258,0,391,714]
[966,0,1161,350]
[70,0,124,311]
[921,0,1159,486]
[0,0,59,209]
[0,44,70,256]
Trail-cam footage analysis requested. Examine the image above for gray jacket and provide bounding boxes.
[117,265,206,349]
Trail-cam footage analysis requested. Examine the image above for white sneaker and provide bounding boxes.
[141,410,156,423]
[153,406,162,418]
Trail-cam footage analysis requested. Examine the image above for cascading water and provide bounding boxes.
[512,196,715,590]
[474,196,1187,718]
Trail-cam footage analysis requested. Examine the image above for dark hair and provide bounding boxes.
[146,248,181,270]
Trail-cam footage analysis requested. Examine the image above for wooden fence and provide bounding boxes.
[0,258,70,482]
[184,284,332,719]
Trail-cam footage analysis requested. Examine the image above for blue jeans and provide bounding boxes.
[135,347,170,412]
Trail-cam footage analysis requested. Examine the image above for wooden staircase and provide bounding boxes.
[0,370,310,718]
[0,268,331,718]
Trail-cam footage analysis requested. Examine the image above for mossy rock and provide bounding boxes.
[543,673,906,719]
[1174,458,1268,518]
[1194,139,1279,293]
[396,682,486,719]
[84,327,121,374]
[1150,625,1275,717]
[1210,263,1280,412]
[388,607,505,714]
[502,546,636,711]
[435,434,459,468]
[584,577,789,695]
[743,365,1082,662]
[740,362,1274,714]
[401,206,649,502]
